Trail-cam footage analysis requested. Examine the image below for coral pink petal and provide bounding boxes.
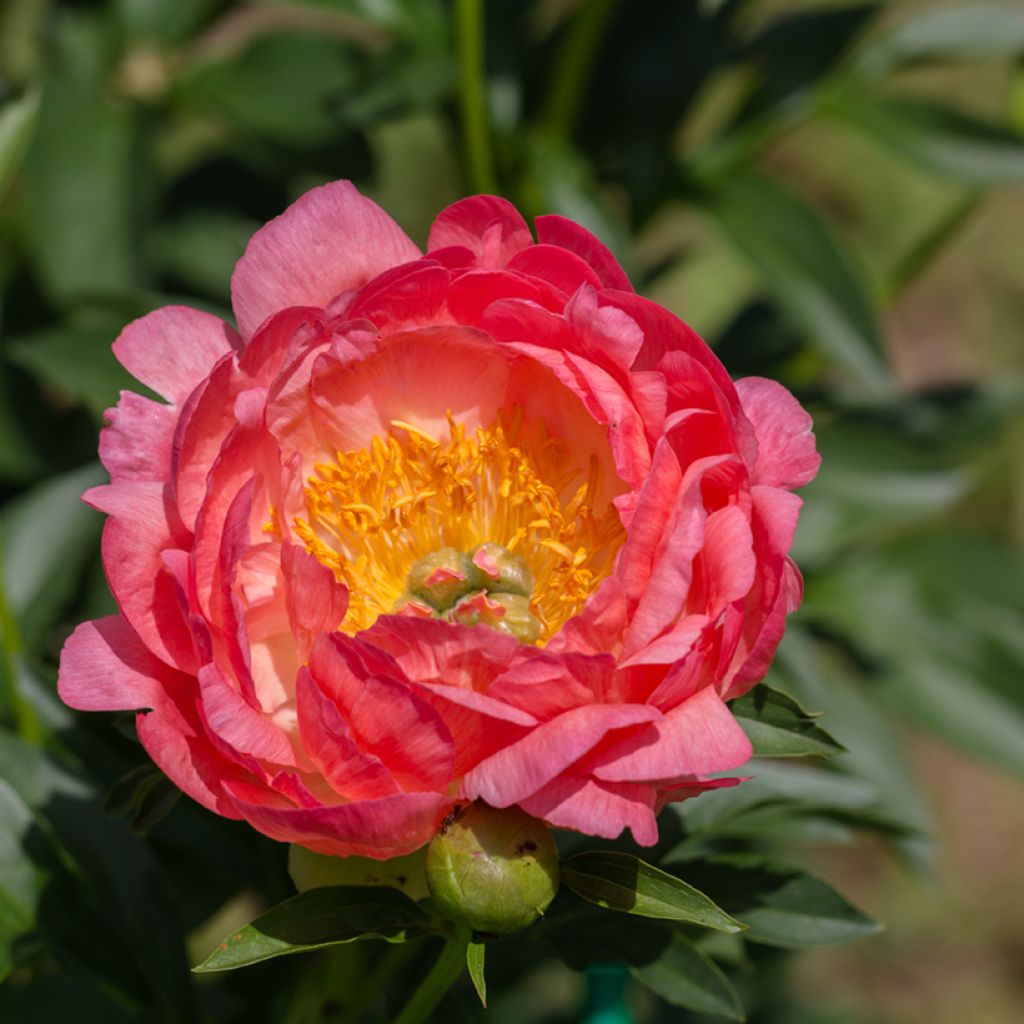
[58,615,181,711]
[520,776,658,845]
[86,482,197,672]
[447,270,567,325]
[487,652,617,719]
[198,664,297,766]
[113,306,240,405]
[347,261,450,333]
[590,686,752,783]
[535,214,633,292]
[281,545,349,654]
[735,377,821,489]
[507,244,603,296]
[225,786,451,860]
[427,195,533,266]
[463,703,661,807]
[308,634,455,793]
[295,668,400,800]
[231,180,421,339]
[99,393,177,484]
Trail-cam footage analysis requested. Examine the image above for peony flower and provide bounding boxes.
[58,182,819,858]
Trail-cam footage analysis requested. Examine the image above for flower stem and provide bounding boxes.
[389,934,468,1024]
[455,0,497,194]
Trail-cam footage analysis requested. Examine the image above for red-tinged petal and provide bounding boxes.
[519,776,658,846]
[548,576,629,657]
[589,686,752,783]
[112,306,240,404]
[281,545,348,655]
[58,615,178,711]
[692,504,756,618]
[463,703,661,807]
[488,652,618,720]
[312,325,510,451]
[295,667,400,800]
[621,615,710,670]
[534,215,634,292]
[239,306,326,382]
[231,180,421,339]
[86,482,197,672]
[198,663,297,766]
[735,377,821,490]
[362,616,523,691]
[308,634,455,793]
[347,261,450,332]
[99,392,177,484]
[655,775,746,812]
[446,270,567,325]
[225,785,451,860]
[428,195,533,266]
[506,244,603,296]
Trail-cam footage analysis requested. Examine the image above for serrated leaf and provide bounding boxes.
[466,940,486,1007]
[828,95,1024,185]
[560,852,743,934]
[632,933,745,1020]
[730,684,845,758]
[679,855,882,948]
[194,886,435,972]
[854,5,1024,77]
[703,171,893,399]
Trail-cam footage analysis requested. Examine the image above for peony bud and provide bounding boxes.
[425,801,559,936]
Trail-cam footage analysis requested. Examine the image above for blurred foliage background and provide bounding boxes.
[1,0,1023,1021]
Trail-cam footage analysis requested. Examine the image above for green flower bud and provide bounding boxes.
[407,548,474,611]
[288,844,430,901]
[425,802,559,936]
[450,590,542,643]
[468,542,535,597]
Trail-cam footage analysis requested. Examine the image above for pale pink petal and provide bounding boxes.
[231,180,421,339]
[112,306,240,404]
[735,377,820,490]
[99,392,177,484]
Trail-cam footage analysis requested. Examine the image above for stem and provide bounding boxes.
[389,935,468,1024]
[541,0,619,140]
[455,0,497,194]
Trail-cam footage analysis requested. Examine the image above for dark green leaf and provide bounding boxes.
[828,96,1024,185]
[103,764,180,834]
[730,684,845,758]
[466,939,486,1007]
[194,886,435,972]
[854,5,1024,77]
[1,463,105,651]
[702,171,893,399]
[0,779,44,980]
[9,322,139,418]
[679,855,882,948]
[560,851,743,933]
[632,933,745,1020]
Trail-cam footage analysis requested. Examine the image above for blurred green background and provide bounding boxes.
[1,1,1023,1022]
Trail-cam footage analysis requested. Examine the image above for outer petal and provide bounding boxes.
[520,776,657,845]
[231,180,421,339]
[99,392,177,484]
[112,306,240,404]
[225,786,451,860]
[427,195,533,266]
[735,377,820,490]
[535,214,634,292]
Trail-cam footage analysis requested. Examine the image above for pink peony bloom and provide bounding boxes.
[58,182,819,857]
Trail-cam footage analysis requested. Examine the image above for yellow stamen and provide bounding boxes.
[292,411,625,641]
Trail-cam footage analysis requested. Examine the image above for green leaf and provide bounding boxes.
[23,11,143,302]
[679,855,882,948]
[702,171,893,399]
[730,684,845,758]
[1,463,105,651]
[559,852,743,934]
[8,322,140,418]
[828,96,1024,185]
[0,779,44,980]
[466,939,486,1007]
[0,89,40,197]
[854,4,1024,77]
[632,933,745,1020]
[194,886,435,972]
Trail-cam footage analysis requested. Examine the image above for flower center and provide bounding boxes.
[291,410,624,641]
